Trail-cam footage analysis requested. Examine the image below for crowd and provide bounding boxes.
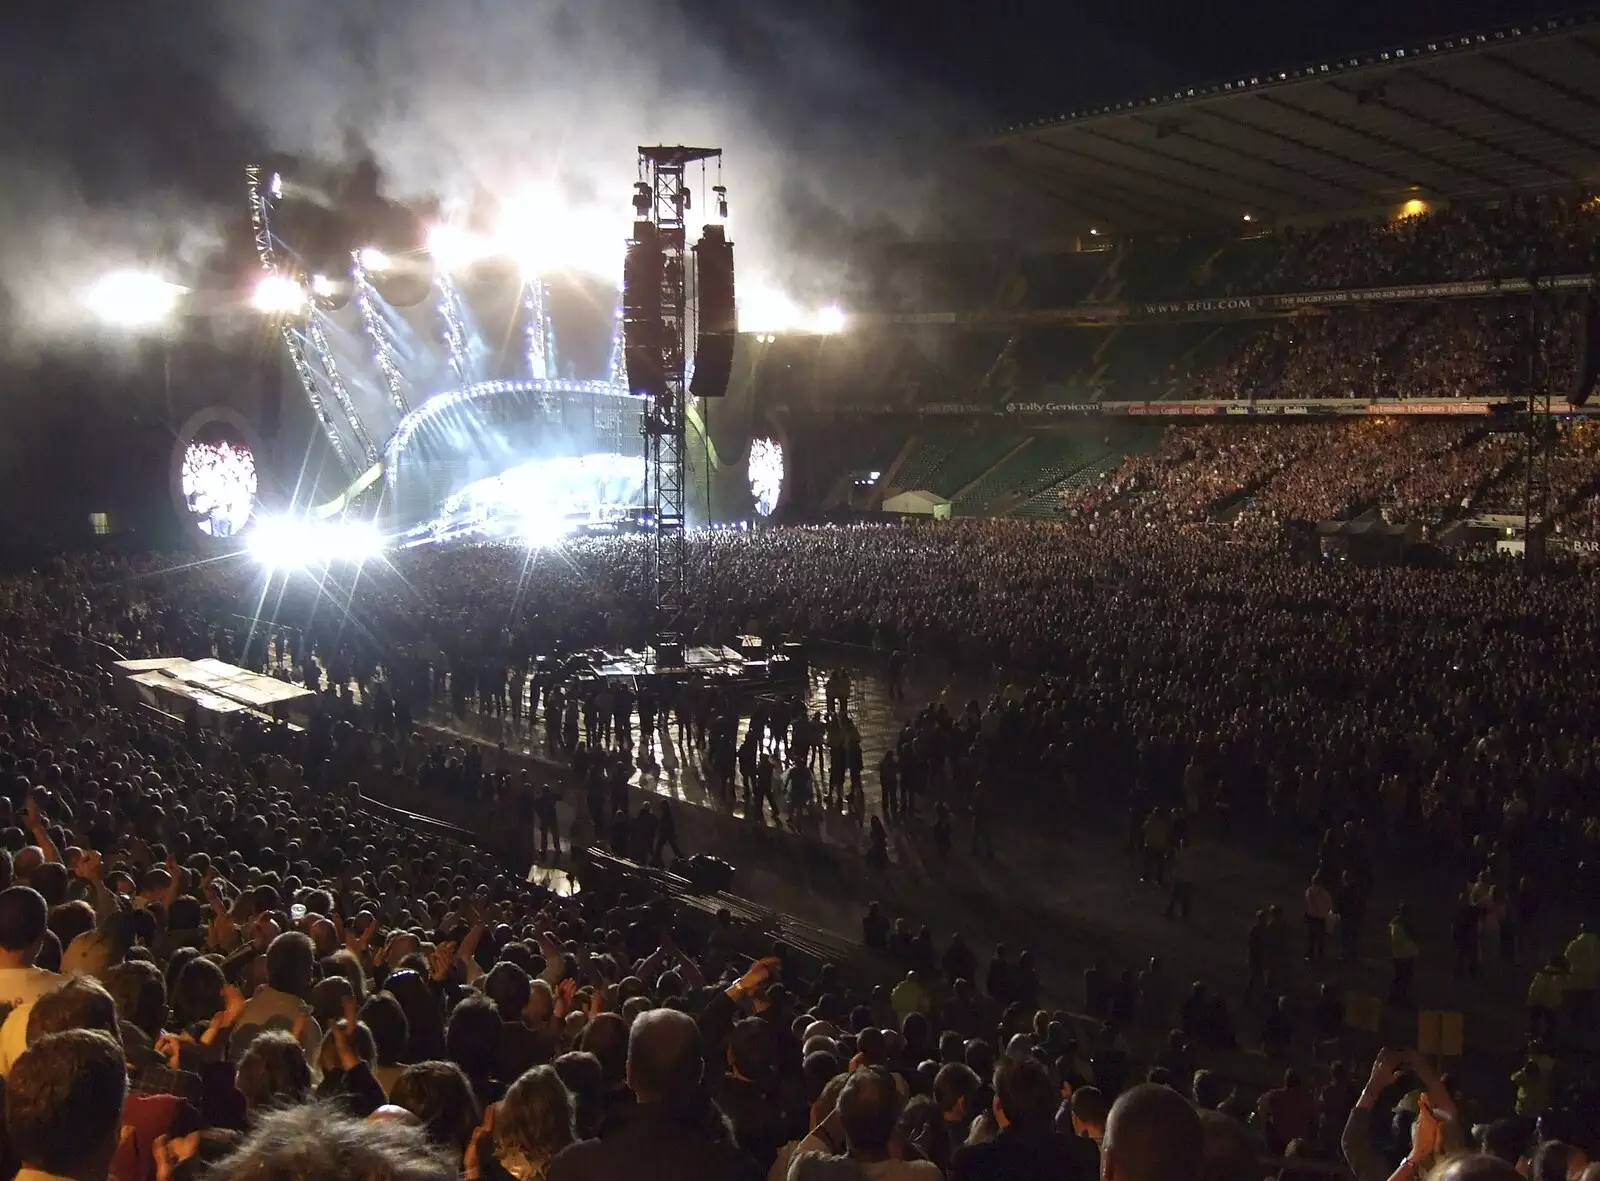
[1176,193,1600,301]
[1175,298,1580,405]
[2,474,1600,1180]
[1247,194,1600,297]
[1057,419,1600,535]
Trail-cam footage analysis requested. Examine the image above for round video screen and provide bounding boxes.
[179,424,258,538]
[748,435,784,517]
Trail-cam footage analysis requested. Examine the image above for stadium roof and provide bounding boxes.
[978,13,1600,234]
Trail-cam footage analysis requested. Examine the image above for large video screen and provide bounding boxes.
[177,422,258,538]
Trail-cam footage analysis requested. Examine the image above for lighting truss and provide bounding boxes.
[388,377,645,454]
[607,306,627,389]
[352,252,411,416]
[246,165,354,474]
[436,275,472,385]
[283,325,353,472]
[305,313,380,466]
[524,279,550,380]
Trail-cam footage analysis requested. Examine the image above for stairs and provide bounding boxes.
[1012,452,1118,519]
[951,436,1037,512]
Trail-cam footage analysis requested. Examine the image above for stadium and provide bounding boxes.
[8,8,1600,1180]
[212,16,1600,567]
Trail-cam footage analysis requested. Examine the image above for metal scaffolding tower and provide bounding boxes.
[635,145,720,664]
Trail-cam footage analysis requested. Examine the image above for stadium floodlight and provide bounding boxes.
[84,270,185,329]
[251,273,307,314]
[359,247,392,272]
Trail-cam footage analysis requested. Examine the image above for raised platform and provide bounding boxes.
[553,637,807,698]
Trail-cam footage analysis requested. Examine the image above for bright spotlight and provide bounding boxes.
[494,184,626,279]
[246,516,305,571]
[815,305,847,334]
[247,515,385,569]
[517,514,572,549]
[84,271,185,329]
[311,274,337,297]
[427,223,491,272]
[251,273,306,314]
[359,247,392,272]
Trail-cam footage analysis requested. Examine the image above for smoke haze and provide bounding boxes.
[0,0,974,350]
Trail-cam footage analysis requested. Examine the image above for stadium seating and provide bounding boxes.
[951,434,1089,516]
[919,427,1028,497]
[882,433,954,494]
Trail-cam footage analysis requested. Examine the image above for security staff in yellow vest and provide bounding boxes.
[1563,921,1599,1035]
[1526,956,1567,1042]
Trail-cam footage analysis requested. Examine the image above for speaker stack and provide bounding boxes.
[623,220,664,398]
[690,224,736,399]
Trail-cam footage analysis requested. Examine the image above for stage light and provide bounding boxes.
[251,273,306,314]
[517,514,571,549]
[84,270,185,329]
[360,247,392,272]
[268,173,284,200]
[246,516,305,571]
[248,516,387,569]
[495,184,627,280]
[311,274,337,297]
[815,305,847,334]
[427,223,492,272]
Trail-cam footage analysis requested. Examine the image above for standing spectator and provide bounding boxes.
[793,1068,939,1181]
[546,1010,758,1181]
[951,1056,1099,1181]
[1389,907,1419,1010]
[1101,1084,1204,1181]
[6,1030,127,1181]
[1304,875,1333,964]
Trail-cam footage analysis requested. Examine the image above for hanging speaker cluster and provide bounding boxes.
[623,220,664,398]
[1568,288,1600,408]
[690,224,736,399]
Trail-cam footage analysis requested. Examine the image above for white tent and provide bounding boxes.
[882,489,951,519]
